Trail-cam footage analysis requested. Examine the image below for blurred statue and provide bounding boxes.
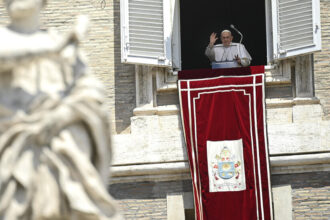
[0,0,123,219]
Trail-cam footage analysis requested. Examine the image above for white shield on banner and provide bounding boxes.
[207,139,246,192]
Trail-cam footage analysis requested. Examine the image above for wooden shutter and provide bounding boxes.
[271,0,321,60]
[121,0,173,67]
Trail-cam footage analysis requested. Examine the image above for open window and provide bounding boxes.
[179,0,268,69]
[120,0,321,69]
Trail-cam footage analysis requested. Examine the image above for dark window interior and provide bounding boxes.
[180,0,267,70]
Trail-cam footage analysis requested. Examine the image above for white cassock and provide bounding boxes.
[205,43,252,68]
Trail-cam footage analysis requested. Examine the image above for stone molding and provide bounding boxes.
[133,104,179,116]
[133,97,321,116]
[110,153,330,183]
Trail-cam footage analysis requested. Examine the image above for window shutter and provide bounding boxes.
[170,0,181,70]
[271,0,321,60]
[121,0,172,67]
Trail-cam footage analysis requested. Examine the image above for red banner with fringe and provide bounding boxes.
[178,66,273,220]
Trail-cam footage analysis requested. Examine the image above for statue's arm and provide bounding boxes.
[0,30,80,73]
[0,49,60,72]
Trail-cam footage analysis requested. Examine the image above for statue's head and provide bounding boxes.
[4,0,47,20]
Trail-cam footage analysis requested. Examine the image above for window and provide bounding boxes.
[179,0,267,69]
[120,0,180,68]
[120,0,321,69]
[270,0,322,60]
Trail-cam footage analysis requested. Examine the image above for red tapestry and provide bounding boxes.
[178,66,273,220]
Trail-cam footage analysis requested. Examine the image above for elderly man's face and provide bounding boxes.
[221,32,233,47]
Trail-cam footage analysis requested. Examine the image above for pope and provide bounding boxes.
[205,30,252,68]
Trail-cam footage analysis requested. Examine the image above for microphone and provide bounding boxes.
[230,24,243,63]
[230,24,243,45]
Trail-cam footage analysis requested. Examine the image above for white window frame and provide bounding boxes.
[120,0,173,67]
[170,0,181,70]
[270,0,322,61]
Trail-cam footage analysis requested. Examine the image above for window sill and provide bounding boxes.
[266,97,320,108]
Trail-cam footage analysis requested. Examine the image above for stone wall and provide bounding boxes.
[109,180,193,219]
[0,0,136,134]
[314,0,330,120]
[272,171,330,219]
[110,173,330,219]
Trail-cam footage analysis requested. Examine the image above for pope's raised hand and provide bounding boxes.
[209,32,218,47]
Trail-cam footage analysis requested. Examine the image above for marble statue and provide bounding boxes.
[0,0,123,219]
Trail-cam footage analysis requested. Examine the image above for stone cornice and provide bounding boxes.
[109,153,330,183]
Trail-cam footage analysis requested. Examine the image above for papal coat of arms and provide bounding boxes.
[207,139,246,192]
[217,147,239,179]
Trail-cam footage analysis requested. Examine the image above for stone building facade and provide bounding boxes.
[315,0,330,120]
[0,0,330,219]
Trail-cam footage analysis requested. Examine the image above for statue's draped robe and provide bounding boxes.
[0,29,121,220]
